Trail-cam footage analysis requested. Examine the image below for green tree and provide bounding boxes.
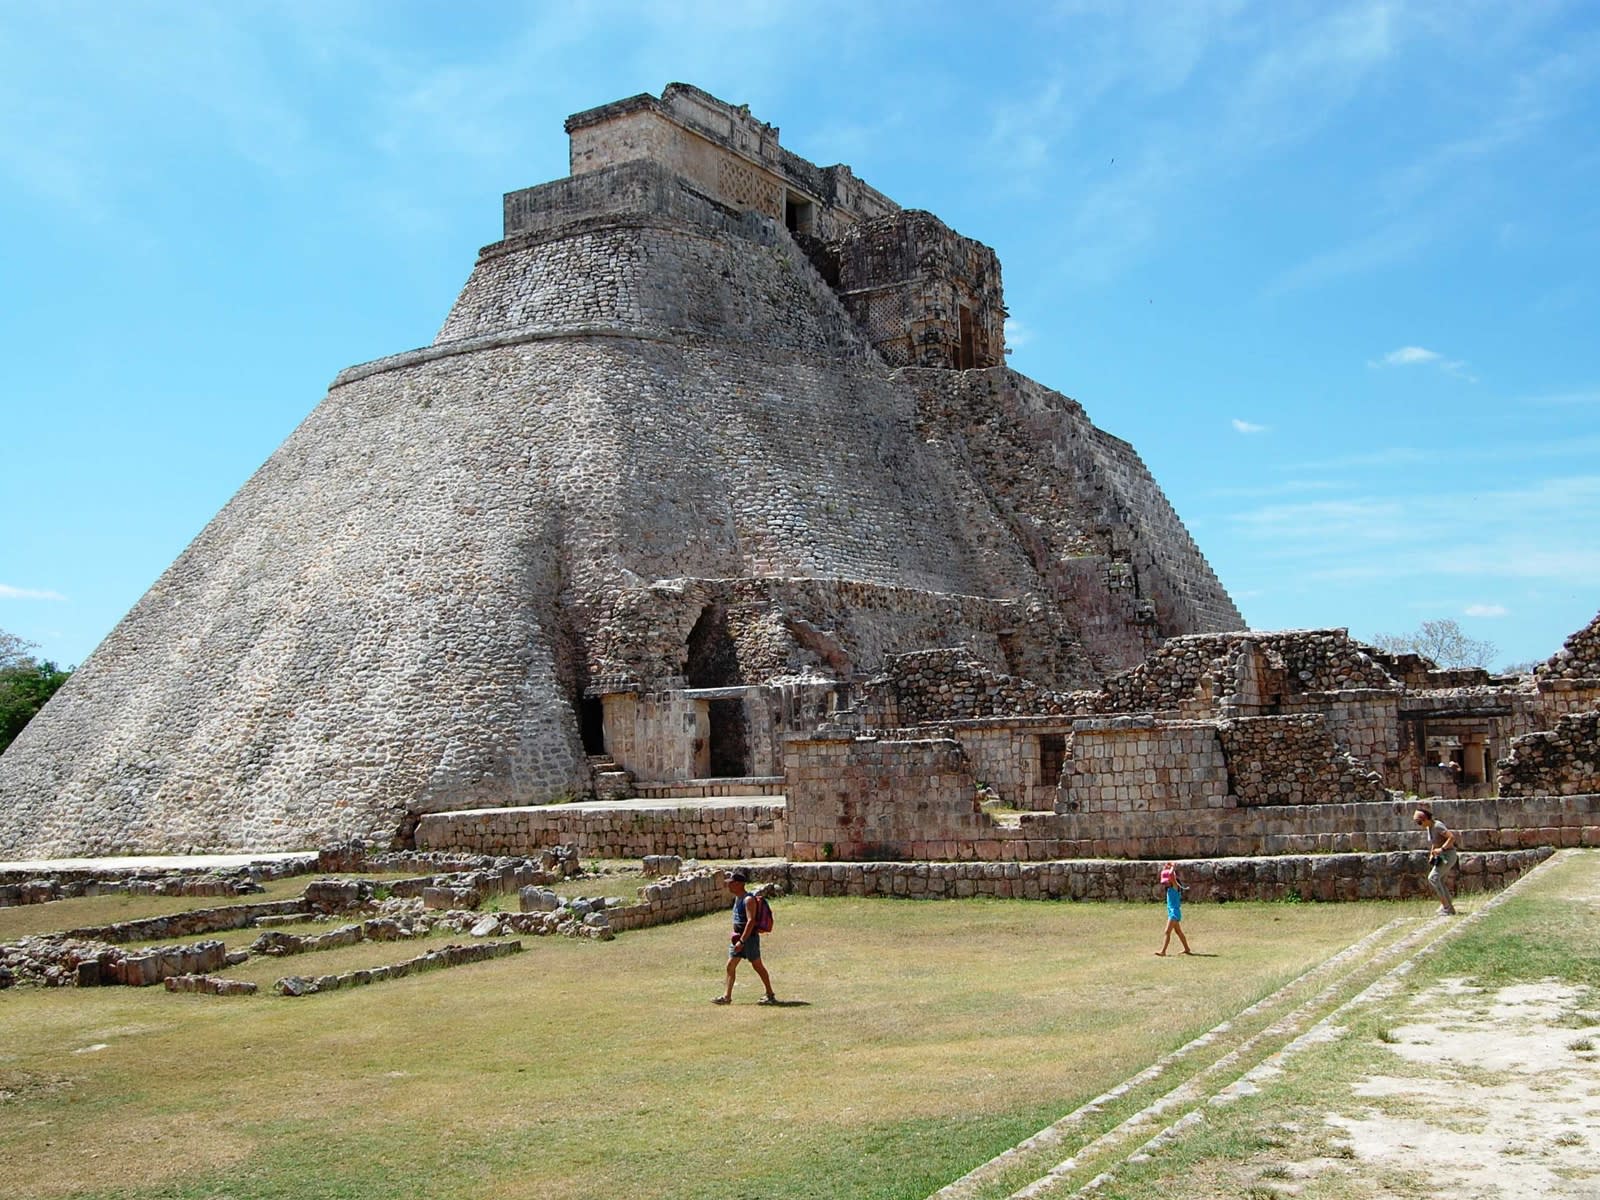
[1371,618,1498,670]
[0,630,72,753]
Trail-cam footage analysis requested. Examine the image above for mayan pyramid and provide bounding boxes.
[0,85,1242,858]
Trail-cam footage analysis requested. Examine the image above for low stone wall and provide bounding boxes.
[274,940,523,996]
[164,973,259,995]
[1046,793,1600,860]
[0,858,316,908]
[606,870,731,931]
[2,935,242,988]
[64,899,308,946]
[632,778,785,799]
[774,848,1550,903]
[414,803,784,859]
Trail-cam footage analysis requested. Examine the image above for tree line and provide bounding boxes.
[0,630,71,754]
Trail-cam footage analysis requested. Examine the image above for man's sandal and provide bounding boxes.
[759,994,779,1005]
[712,995,731,1005]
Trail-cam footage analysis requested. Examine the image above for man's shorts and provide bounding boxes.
[1166,887,1183,922]
[730,933,762,961]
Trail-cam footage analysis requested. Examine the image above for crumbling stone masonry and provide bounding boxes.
[1499,712,1600,797]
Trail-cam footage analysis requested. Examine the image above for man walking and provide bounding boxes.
[713,869,777,1005]
[1412,806,1458,915]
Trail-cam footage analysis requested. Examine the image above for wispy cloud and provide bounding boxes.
[1231,418,1269,434]
[0,584,67,601]
[1520,388,1600,407]
[1372,345,1440,367]
[1208,480,1338,499]
[1004,317,1034,351]
[1366,344,1477,380]
[1284,435,1600,473]
[1227,475,1600,593]
[1465,603,1509,618]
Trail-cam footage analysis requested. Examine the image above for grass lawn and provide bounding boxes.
[0,891,1435,1200]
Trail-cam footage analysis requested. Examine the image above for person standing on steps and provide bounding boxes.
[1412,806,1458,915]
[1155,860,1193,956]
[713,869,777,1005]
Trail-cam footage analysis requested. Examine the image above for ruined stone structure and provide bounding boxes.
[769,618,1600,861]
[0,84,1242,858]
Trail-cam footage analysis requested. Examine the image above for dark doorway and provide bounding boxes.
[785,192,815,235]
[686,604,741,688]
[707,698,750,777]
[956,305,976,369]
[1039,733,1067,787]
[579,697,606,754]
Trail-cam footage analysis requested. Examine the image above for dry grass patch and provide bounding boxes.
[0,892,1422,1200]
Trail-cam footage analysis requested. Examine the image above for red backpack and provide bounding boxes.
[752,893,774,933]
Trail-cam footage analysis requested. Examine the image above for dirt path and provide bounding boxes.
[1296,854,1600,1199]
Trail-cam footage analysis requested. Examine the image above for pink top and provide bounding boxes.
[1159,863,1177,887]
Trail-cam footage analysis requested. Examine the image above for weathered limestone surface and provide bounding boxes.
[416,801,784,859]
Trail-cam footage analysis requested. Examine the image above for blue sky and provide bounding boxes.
[2,0,1597,672]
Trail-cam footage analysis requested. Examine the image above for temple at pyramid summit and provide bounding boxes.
[3,85,1594,862]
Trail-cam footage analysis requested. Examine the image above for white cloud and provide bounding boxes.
[1364,345,1476,381]
[1231,418,1268,434]
[1372,345,1441,367]
[0,584,67,601]
[1004,317,1033,351]
[1465,604,1509,618]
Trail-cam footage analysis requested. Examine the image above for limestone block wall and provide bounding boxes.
[438,204,867,356]
[1218,715,1387,806]
[414,803,784,859]
[1294,691,1401,770]
[1063,718,1231,814]
[945,719,1079,812]
[1499,712,1600,797]
[1513,683,1600,738]
[1047,794,1600,860]
[784,735,995,860]
[413,789,1597,865]
[777,848,1550,903]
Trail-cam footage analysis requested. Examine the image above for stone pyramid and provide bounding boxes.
[0,84,1242,857]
